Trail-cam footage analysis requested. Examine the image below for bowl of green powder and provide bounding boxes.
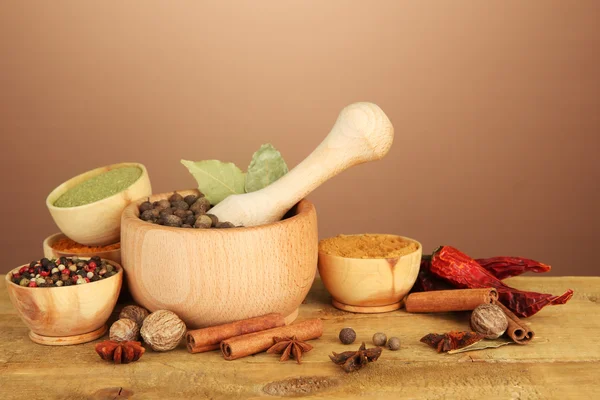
[46,162,152,247]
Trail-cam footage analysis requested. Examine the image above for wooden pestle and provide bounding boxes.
[208,102,394,227]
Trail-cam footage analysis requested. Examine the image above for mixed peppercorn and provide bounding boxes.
[9,256,118,288]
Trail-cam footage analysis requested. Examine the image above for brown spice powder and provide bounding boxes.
[319,234,418,259]
[52,237,120,253]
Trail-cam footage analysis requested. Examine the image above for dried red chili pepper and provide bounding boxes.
[428,246,573,318]
[412,258,451,292]
[420,331,484,353]
[475,257,551,280]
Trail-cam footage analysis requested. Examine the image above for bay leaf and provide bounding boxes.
[181,159,245,205]
[447,338,514,354]
[245,144,288,193]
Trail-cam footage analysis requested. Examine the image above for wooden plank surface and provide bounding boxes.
[0,277,598,399]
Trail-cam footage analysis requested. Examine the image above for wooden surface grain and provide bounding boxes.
[0,276,598,399]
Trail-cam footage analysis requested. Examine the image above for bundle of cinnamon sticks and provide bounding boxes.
[405,288,534,344]
[186,314,323,359]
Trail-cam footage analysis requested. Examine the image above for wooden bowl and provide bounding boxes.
[46,162,152,246]
[5,259,123,345]
[121,189,318,329]
[43,232,121,265]
[318,235,422,313]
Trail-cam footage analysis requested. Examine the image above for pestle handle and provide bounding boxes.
[209,102,394,227]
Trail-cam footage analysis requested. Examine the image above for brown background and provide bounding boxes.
[1,1,598,275]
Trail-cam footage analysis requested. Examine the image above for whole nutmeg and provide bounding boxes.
[339,327,356,345]
[119,305,149,328]
[372,332,387,347]
[471,303,508,339]
[140,310,187,351]
[110,318,139,342]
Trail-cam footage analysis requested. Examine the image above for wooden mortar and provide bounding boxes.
[120,190,318,329]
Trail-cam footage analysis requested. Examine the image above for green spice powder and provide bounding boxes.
[54,166,142,208]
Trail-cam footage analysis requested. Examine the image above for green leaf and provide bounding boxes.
[245,144,288,193]
[181,159,245,205]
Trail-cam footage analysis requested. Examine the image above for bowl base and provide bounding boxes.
[332,299,403,314]
[29,325,107,346]
[284,308,299,325]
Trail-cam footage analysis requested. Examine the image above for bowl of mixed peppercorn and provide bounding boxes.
[5,256,122,345]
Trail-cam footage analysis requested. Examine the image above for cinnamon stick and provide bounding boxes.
[186,313,286,354]
[221,319,323,360]
[405,288,498,313]
[494,300,534,344]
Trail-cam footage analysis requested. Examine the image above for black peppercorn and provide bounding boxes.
[184,215,196,226]
[184,195,198,206]
[194,215,213,229]
[141,209,155,221]
[372,332,387,347]
[159,209,174,219]
[163,214,183,227]
[171,200,189,211]
[29,261,37,268]
[206,214,219,227]
[41,258,50,268]
[154,199,171,210]
[181,224,193,228]
[169,192,184,203]
[190,197,211,215]
[339,328,356,344]
[387,337,400,351]
[139,201,153,213]
[173,209,188,219]
[216,221,235,229]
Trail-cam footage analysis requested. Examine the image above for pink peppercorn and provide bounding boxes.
[19,266,28,274]
[84,278,90,283]
[39,271,50,277]
[28,282,37,287]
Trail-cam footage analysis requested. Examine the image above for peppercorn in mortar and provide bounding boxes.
[138,191,237,229]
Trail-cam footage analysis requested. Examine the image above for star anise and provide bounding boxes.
[267,336,313,364]
[420,331,484,353]
[95,340,145,364]
[329,342,382,373]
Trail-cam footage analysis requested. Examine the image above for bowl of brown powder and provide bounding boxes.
[318,234,422,313]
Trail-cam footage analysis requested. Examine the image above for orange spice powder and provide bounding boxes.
[52,237,120,253]
[319,234,418,259]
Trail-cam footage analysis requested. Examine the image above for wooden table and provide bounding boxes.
[1,277,598,399]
